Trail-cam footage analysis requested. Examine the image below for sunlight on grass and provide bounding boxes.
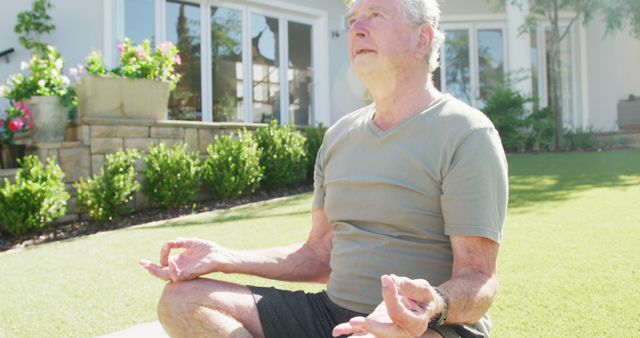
[1,149,639,337]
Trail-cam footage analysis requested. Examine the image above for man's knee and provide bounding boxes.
[158,281,191,323]
[157,279,252,322]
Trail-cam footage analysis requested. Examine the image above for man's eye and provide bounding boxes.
[371,12,382,18]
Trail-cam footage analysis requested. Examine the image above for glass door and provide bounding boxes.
[441,24,505,108]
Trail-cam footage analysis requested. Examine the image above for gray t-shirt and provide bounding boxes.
[312,94,508,333]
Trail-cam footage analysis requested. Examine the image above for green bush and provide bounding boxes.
[254,120,308,190]
[74,150,142,221]
[0,155,68,237]
[303,123,327,181]
[483,89,531,152]
[526,107,555,151]
[203,130,263,199]
[143,142,201,209]
[564,127,601,150]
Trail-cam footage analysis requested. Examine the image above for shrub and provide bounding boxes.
[303,123,327,181]
[254,120,308,190]
[143,142,201,209]
[527,107,555,151]
[564,127,602,150]
[203,130,263,199]
[74,149,142,221]
[483,89,531,152]
[0,155,68,237]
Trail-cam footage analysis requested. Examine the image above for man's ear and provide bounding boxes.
[415,23,434,59]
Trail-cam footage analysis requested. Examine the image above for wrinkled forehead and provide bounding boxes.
[346,0,405,19]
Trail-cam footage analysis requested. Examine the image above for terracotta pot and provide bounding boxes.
[27,96,68,143]
[77,75,170,120]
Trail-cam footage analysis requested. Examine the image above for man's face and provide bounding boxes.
[347,0,423,81]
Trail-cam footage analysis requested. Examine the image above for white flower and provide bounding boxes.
[69,67,78,77]
[54,59,63,70]
[20,61,29,70]
[62,76,70,87]
[0,84,8,97]
[38,79,46,87]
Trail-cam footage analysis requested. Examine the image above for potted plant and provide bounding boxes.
[0,101,34,168]
[0,46,74,143]
[76,39,181,121]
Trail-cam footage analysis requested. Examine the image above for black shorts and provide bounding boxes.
[248,286,365,338]
[248,286,486,338]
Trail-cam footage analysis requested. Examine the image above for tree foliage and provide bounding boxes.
[502,0,640,148]
[14,0,56,55]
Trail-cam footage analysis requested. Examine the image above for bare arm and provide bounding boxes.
[141,209,333,284]
[438,235,499,324]
[221,208,333,283]
[332,235,499,337]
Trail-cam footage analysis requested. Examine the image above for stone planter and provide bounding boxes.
[27,96,68,143]
[77,75,170,121]
[618,100,640,130]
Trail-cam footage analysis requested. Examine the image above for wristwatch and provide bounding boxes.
[429,287,449,326]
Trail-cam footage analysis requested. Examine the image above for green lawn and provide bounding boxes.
[1,149,639,337]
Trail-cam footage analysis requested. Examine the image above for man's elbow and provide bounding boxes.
[467,274,499,324]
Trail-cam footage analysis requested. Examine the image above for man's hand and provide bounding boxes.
[333,274,442,338]
[140,237,232,282]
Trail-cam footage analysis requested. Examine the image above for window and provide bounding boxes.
[211,7,243,122]
[115,1,326,125]
[166,1,202,121]
[440,24,505,108]
[531,25,578,128]
[251,14,280,123]
[124,0,155,45]
[288,21,313,126]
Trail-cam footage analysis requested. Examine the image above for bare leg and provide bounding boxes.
[157,278,264,338]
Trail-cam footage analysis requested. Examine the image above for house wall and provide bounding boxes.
[441,0,501,16]
[585,20,640,131]
[0,0,103,112]
[1,0,358,126]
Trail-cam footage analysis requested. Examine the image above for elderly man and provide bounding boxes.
[140,0,508,337]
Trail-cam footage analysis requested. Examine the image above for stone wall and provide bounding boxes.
[0,118,265,223]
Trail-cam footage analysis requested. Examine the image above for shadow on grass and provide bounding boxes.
[138,193,312,229]
[508,149,640,211]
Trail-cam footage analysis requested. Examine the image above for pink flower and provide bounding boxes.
[159,41,173,54]
[24,110,33,120]
[8,118,25,132]
[118,43,126,53]
[0,119,4,128]
[136,48,146,58]
[26,120,34,130]
[15,101,27,112]
[78,64,86,73]
[174,54,182,65]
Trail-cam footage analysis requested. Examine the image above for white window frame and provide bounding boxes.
[440,22,507,107]
[533,21,582,129]
[104,0,329,126]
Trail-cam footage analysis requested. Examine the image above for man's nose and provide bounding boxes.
[349,18,369,38]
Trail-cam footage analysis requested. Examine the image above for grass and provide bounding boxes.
[1,149,639,337]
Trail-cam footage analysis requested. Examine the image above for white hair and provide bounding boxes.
[399,0,445,73]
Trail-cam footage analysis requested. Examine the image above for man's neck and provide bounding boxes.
[367,71,441,131]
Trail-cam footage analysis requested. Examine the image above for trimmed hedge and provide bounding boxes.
[203,130,263,199]
[0,156,69,236]
[75,149,142,221]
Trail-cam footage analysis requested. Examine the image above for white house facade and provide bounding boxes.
[1,0,639,131]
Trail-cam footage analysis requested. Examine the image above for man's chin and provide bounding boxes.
[351,61,378,79]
